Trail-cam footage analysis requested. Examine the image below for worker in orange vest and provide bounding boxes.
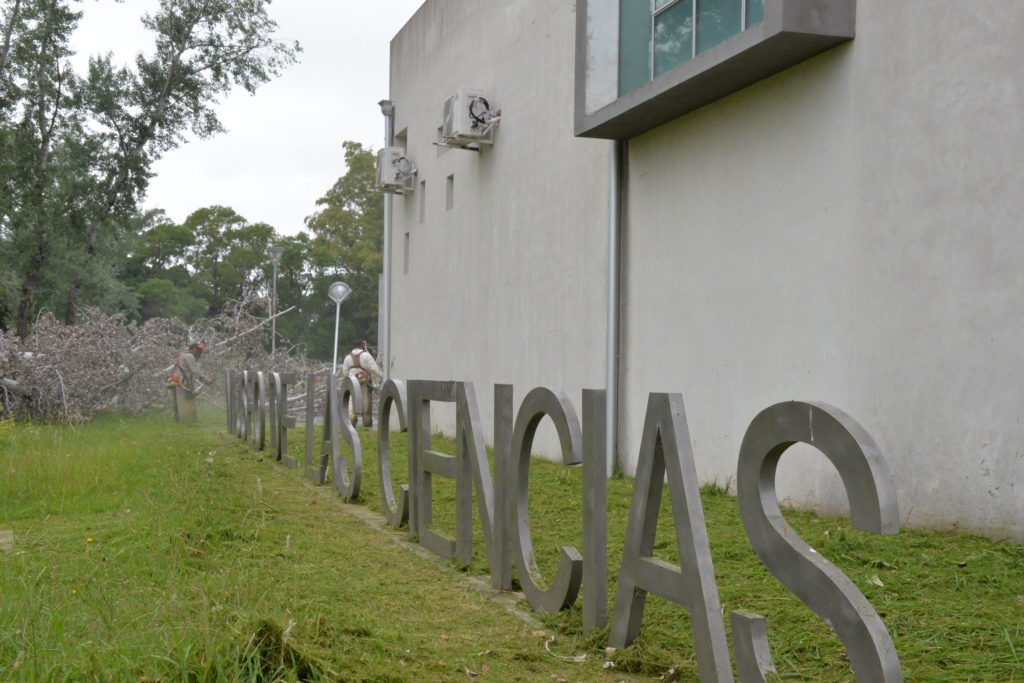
[168,340,212,423]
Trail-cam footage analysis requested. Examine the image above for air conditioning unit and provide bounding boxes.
[376,147,416,195]
[440,87,499,149]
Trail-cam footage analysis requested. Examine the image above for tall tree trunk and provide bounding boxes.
[64,228,93,324]
[16,241,48,338]
[16,3,59,335]
[0,0,22,88]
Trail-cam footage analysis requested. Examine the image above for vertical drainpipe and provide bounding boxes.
[379,99,395,380]
[606,139,624,478]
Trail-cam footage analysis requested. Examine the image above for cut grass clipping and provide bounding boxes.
[1,410,1022,681]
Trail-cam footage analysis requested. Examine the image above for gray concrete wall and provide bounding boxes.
[621,0,1024,540]
[388,0,1024,541]
[388,1,611,440]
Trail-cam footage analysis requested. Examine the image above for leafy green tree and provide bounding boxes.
[127,212,195,278]
[181,205,271,315]
[305,141,382,358]
[124,205,280,324]
[136,277,207,321]
[0,0,299,336]
[0,0,86,336]
[262,231,319,354]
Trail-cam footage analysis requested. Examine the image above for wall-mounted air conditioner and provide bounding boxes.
[376,147,416,194]
[440,87,500,150]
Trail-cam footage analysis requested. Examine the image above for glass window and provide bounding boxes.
[580,0,854,139]
[654,2,694,78]
[619,1,653,96]
[620,0,767,95]
[696,0,742,55]
[746,0,764,28]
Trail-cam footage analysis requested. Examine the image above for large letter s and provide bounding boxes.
[736,401,902,682]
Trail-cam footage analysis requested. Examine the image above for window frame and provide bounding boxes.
[574,0,856,140]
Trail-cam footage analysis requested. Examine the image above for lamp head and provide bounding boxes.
[267,245,285,265]
[328,281,352,304]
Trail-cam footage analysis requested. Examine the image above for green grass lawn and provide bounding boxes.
[1,410,1022,681]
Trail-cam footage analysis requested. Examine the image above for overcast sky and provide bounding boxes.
[72,1,424,235]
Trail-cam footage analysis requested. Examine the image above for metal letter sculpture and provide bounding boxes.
[317,373,363,500]
[581,388,608,633]
[492,384,515,590]
[316,373,340,486]
[731,611,776,683]
[408,380,459,558]
[736,401,902,682]
[235,371,249,440]
[253,371,268,450]
[510,387,583,614]
[336,374,363,500]
[455,382,503,582]
[377,379,410,528]
[608,393,734,683]
[226,369,235,434]
[272,372,298,468]
[304,372,320,482]
[227,369,909,678]
[267,372,279,456]
[227,369,243,439]
[241,370,253,442]
[344,374,365,428]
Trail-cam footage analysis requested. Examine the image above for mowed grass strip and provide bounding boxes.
[2,409,1023,681]
[341,420,1024,682]
[0,413,634,682]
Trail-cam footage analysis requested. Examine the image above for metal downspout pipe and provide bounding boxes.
[379,99,395,380]
[606,139,624,478]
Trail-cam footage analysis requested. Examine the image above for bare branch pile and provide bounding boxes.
[0,300,330,424]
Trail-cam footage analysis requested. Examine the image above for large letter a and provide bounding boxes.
[608,393,733,683]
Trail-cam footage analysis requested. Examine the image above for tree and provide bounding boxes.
[258,230,317,354]
[305,141,383,357]
[0,0,299,336]
[0,0,85,336]
[185,205,277,316]
[136,277,207,321]
[124,205,280,324]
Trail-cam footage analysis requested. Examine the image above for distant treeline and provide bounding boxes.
[0,1,380,358]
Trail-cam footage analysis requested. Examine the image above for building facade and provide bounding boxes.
[385,0,1024,541]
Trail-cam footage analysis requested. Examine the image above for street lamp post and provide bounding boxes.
[267,245,285,355]
[328,281,352,374]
